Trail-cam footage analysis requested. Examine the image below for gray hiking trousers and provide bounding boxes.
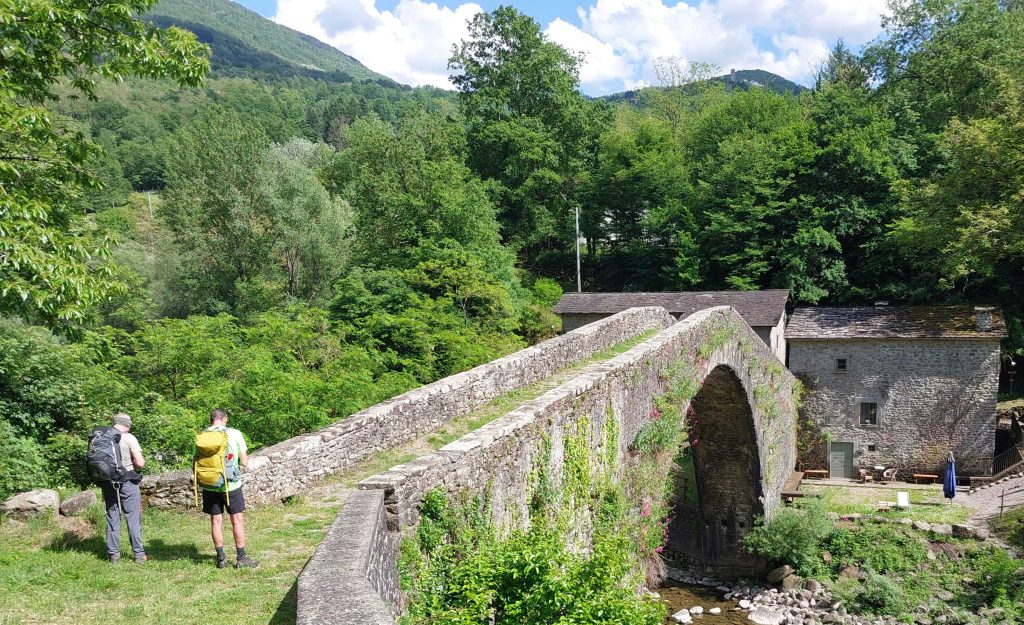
[101,481,145,559]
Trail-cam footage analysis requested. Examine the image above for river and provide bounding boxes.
[659,581,749,625]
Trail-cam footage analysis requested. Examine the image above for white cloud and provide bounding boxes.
[274,0,482,88]
[271,0,889,95]
[544,18,633,88]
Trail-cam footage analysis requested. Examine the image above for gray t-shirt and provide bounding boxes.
[118,432,142,471]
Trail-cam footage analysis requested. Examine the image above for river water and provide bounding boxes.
[659,581,749,625]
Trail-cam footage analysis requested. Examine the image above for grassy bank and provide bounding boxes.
[1,329,659,625]
[0,495,339,625]
[802,483,973,525]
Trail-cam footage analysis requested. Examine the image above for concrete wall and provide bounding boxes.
[141,307,676,508]
[789,338,1000,476]
[297,490,398,625]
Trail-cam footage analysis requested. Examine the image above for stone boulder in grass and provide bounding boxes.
[1,489,60,519]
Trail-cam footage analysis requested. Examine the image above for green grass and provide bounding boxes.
[0,494,339,625]
[0,329,665,625]
[804,484,973,525]
[989,504,1024,549]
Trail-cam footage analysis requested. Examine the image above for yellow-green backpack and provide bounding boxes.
[193,430,230,506]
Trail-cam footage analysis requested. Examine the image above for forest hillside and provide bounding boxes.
[2,0,1022,500]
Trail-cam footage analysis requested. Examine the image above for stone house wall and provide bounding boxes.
[560,312,609,332]
[140,307,676,508]
[789,338,1000,476]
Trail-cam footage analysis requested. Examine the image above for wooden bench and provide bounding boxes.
[804,469,829,479]
[782,471,804,503]
[913,473,939,484]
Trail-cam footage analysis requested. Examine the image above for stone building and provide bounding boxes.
[553,290,789,361]
[787,306,1006,478]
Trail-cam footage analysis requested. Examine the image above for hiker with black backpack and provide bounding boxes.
[87,412,147,563]
[194,409,259,569]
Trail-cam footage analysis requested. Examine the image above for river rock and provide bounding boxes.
[739,599,753,609]
[59,490,97,516]
[838,564,865,580]
[671,609,692,623]
[781,574,803,591]
[804,579,823,593]
[767,565,794,583]
[691,606,704,614]
[748,607,785,625]
[1,489,59,519]
[710,608,722,615]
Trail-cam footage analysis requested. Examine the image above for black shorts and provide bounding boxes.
[202,488,246,515]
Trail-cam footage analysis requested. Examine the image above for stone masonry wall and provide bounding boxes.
[359,306,798,535]
[789,338,1000,476]
[297,490,398,625]
[141,307,675,508]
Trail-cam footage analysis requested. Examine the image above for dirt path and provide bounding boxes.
[962,471,1024,525]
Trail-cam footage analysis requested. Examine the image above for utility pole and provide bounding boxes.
[575,204,582,293]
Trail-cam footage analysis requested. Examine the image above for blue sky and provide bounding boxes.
[236,0,889,96]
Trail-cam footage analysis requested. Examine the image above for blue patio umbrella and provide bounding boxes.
[943,453,957,501]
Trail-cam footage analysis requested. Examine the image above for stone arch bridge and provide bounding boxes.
[140,305,799,625]
[295,306,799,625]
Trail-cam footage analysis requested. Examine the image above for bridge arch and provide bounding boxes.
[666,363,767,578]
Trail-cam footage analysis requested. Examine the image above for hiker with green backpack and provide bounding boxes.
[193,409,259,569]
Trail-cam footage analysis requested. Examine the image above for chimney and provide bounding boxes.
[874,300,889,306]
[974,307,994,331]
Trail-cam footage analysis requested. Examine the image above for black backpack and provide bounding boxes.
[86,426,125,484]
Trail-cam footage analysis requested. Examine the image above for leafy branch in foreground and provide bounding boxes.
[0,0,209,323]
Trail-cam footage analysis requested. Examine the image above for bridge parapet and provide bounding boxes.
[301,306,799,623]
[141,306,675,508]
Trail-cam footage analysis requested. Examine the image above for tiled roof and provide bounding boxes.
[553,290,789,327]
[786,306,1007,339]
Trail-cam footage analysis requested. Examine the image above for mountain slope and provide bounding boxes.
[147,0,390,82]
[718,69,806,95]
[601,69,807,104]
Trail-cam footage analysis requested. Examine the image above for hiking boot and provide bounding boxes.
[234,555,259,569]
[134,554,148,563]
[109,555,120,564]
[216,556,227,569]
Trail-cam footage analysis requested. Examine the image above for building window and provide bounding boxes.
[835,358,848,372]
[866,444,877,452]
[859,402,878,426]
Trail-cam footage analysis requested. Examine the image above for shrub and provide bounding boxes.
[0,421,50,499]
[859,571,910,614]
[825,524,928,574]
[400,489,665,625]
[744,498,833,576]
[967,547,1024,612]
